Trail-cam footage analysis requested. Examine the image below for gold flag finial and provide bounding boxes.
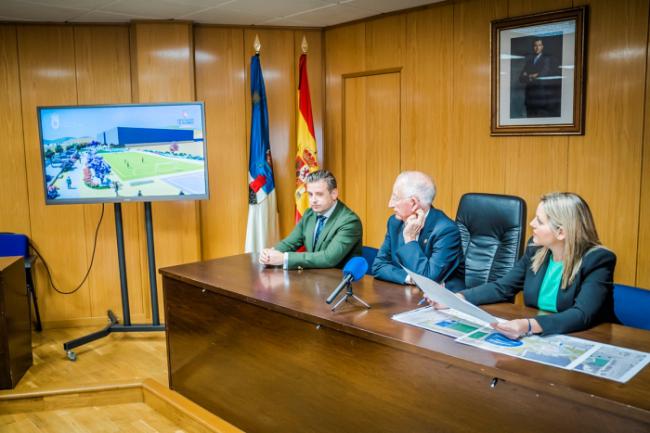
[254,34,261,54]
[301,35,308,54]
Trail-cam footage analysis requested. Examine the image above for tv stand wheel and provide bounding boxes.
[66,350,77,362]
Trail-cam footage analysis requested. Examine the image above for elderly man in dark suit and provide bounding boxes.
[372,171,465,291]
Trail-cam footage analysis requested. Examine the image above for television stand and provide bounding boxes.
[63,202,164,361]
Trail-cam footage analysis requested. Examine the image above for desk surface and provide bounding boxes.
[0,257,22,272]
[161,254,650,424]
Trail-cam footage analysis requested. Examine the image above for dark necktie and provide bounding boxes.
[313,215,326,249]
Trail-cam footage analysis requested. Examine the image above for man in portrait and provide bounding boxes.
[518,38,560,118]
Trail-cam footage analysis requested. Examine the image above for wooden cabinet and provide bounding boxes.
[0,256,32,389]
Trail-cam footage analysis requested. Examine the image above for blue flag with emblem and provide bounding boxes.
[245,53,279,253]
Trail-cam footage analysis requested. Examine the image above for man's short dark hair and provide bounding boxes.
[306,170,337,192]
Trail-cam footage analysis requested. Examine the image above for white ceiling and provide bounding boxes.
[0,0,441,27]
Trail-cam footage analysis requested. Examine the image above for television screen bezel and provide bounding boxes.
[37,101,209,205]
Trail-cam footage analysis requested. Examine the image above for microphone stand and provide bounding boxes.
[330,281,371,312]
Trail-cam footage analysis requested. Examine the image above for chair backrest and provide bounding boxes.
[361,246,378,274]
[0,233,29,258]
[455,193,527,289]
[614,284,650,331]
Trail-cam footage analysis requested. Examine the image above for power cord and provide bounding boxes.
[29,203,105,295]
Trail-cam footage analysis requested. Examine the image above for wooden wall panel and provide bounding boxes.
[339,77,370,245]
[17,26,92,322]
[507,0,573,15]
[196,27,324,257]
[637,19,650,289]
[343,76,368,242]
[365,15,405,71]
[2,22,325,326]
[567,0,648,284]
[1,0,647,325]
[503,0,572,240]
[73,25,144,320]
[130,22,200,319]
[195,27,247,259]
[325,0,650,285]
[0,26,30,235]
[366,73,402,247]
[403,4,454,214]
[328,19,404,248]
[343,73,400,248]
[243,29,295,239]
[324,23,365,184]
[450,0,509,209]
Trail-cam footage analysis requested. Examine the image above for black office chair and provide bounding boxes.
[455,193,527,289]
[0,233,42,331]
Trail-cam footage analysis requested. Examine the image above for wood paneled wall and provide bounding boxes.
[342,72,402,246]
[195,27,247,260]
[0,26,30,236]
[0,22,323,326]
[130,22,201,320]
[325,0,650,287]
[73,25,143,321]
[196,27,324,257]
[12,25,144,326]
[637,22,650,289]
[1,0,647,326]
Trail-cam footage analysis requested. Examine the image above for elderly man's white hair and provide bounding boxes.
[395,171,436,207]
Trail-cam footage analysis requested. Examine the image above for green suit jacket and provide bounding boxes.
[275,200,362,269]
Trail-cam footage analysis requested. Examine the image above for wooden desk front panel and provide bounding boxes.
[163,276,647,433]
[0,257,32,390]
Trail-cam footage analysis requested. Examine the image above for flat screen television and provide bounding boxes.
[37,102,209,205]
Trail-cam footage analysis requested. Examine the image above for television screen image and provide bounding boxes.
[37,102,209,205]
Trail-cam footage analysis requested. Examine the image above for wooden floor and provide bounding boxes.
[0,326,177,433]
[0,326,168,394]
[0,402,188,433]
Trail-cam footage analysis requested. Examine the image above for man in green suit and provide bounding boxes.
[259,170,362,269]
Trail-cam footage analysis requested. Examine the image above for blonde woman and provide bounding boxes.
[457,192,616,339]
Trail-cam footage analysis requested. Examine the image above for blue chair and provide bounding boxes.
[613,284,650,331]
[361,246,378,274]
[0,233,42,331]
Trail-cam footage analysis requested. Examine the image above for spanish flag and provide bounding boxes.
[294,52,320,223]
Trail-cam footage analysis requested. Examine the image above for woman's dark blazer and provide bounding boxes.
[460,245,617,335]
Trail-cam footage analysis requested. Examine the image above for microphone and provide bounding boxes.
[326,257,368,304]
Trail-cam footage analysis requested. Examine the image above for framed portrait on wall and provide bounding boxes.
[491,7,586,135]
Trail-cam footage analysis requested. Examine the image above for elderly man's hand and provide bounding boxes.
[403,209,425,243]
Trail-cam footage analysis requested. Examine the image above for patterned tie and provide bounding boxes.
[313,215,326,249]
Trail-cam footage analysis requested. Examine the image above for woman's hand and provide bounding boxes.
[490,318,541,340]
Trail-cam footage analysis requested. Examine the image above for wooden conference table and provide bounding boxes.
[160,254,650,433]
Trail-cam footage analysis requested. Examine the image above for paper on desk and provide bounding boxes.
[404,268,499,326]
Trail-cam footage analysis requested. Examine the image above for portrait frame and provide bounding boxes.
[491,7,587,135]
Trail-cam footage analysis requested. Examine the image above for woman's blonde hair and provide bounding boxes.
[531,192,602,288]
